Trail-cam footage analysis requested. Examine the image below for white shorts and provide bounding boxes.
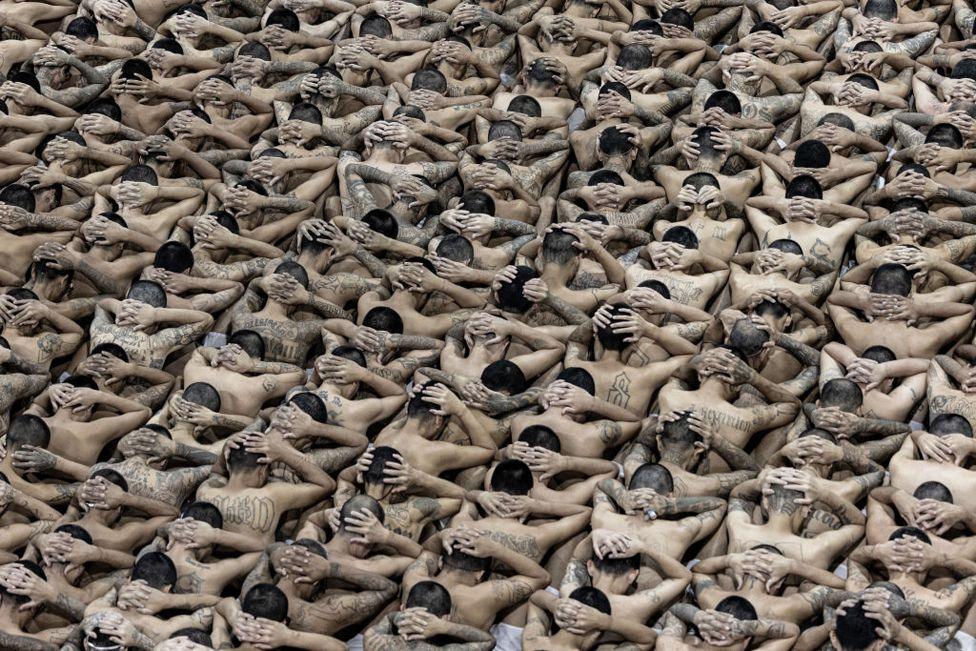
[489,622,523,651]
[955,631,976,651]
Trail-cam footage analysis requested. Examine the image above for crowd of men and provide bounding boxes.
[2,0,976,648]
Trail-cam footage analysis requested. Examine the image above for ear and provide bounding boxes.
[627,569,639,584]
[655,434,664,451]
[586,559,596,575]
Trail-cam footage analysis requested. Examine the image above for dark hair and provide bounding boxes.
[870,263,912,297]
[65,374,98,391]
[795,140,831,168]
[786,174,823,200]
[729,318,770,357]
[363,208,398,239]
[55,524,93,545]
[704,90,741,115]
[617,44,651,70]
[406,581,452,616]
[488,120,522,142]
[153,241,193,273]
[152,37,184,55]
[800,428,838,447]
[660,7,693,29]
[660,412,700,449]
[363,446,400,485]
[180,501,224,529]
[592,552,640,575]
[7,415,51,451]
[951,58,976,82]
[363,306,404,334]
[393,105,425,121]
[242,583,289,622]
[340,494,385,527]
[182,382,221,412]
[662,225,699,250]
[489,459,533,495]
[863,0,896,19]
[436,233,474,263]
[599,82,631,101]
[835,601,880,649]
[66,17,99,40]
[925,123,964,149]
[595,304,629,351]
[598,126,637,157]
[121,164,158,186]
[750,21,783,36]
[120,59,153,81]
[360,14,393,37]
[768,239,803,255]
[288,102,322,125]
[266,8,300,30]
[588,169,625,187]
[861,345,896,364]
[637,279,671,299]
[411,68,447,93]
[716,596,758,621]
[495,266,539,313]
[851,40,883,54]
[519,425,560,453]
[329,345,367,370]
[629,463,674,493]
[913,481,953,503]
[481,360,527,395]
[238,41,271,61]
[683,172,720,191]
[507,95,542,117]
[273,260,310,289]
[131,552,177,589]
[92,468,129,491]
[170,630,213,647]
[630,19,663,35]
[289,391,329,423]
[459,190,495,216]
[8,71,41,94]
[889,526,931,545]
[570,586,611,615]
[818,112,856,131]
[0,184,35,212]
[542,229,580,265]
[820,378,863,411]
[228,330,265,360]
[556,368,595,396]
[847,73,879,91]
[929,413,974,438]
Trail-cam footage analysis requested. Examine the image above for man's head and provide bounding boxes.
[340,495,385,556]
[362,445,400,499]
[656,412,706,468]
[153,241,194,274]
[870,263,912,297]
[481,360,527,396]
[819,378,864,413]
[795,140,831,168]
[404,581,452,617]
[628,463,673,494]
[929,413,973,439]
[489,459,533,496]
[241,583,289,622]
[6,415,50,454]
[126,280,167,309]
[131,552,177,591]
[495,265,538,314]
[362,306,404,335]
[519,425,560,453]
[728,318,770,360]
[862,0,896,20]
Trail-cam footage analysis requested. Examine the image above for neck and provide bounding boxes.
[765,511,794,533]
[439,567,480,586]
